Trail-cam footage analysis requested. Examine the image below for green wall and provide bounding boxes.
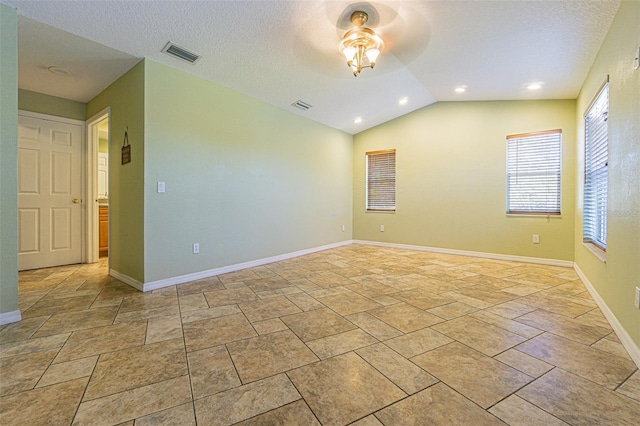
[574,0,640,347]
[353,100,576,261]
[143,60,353,282]
[0,4,19,318]
[87,61,145,282]
[18,89,86,120]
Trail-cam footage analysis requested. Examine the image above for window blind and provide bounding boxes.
[583,82,609,250]
[506,130,562,215]
[366,149,396,211]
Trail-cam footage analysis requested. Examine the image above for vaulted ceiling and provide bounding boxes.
[6,0,621,134]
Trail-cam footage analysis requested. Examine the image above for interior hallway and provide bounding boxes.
[1,245,639,425]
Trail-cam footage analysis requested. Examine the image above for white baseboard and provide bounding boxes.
[0,310,22,325]
[353,240,574,267]
[112,240,353,293]
[574,264,640,369]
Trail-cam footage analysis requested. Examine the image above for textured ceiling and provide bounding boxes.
[6,0,621,134]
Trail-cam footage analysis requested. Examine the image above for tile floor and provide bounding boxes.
[1,245,639,425]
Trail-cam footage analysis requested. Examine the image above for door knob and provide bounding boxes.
[73,198,80,204]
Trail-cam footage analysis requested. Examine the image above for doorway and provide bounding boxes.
[87,109,110,264]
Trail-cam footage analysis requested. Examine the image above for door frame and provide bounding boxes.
[86,108,110,264]
[17,110,88,265]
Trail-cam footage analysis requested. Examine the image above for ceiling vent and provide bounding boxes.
[162,42,201,64]
[291,100,312,111]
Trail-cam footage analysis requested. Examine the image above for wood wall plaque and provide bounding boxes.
[121,127,131,165]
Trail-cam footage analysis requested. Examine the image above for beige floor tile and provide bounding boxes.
[193,374,300,425]
[135,402,196,426]
[307,328,378,359]
[83,338,187,401]
[516,333,637,389]
[114,305,181,323]
[345,281,398,298]
[118,292,178,314]
[316,291,382,316]
[494,348,553,378]
[183,312,256,352]
[351,415,384,425]
[244,276,292,292]
[617,370,640,402]
[188,345,240,399]
[176,277,224,295]
[288,352,406,426]
[371,294,403,306]
[308,271,357,288]
[252,317,288,335]
[238,296,301,322]
[280,308,356,342]
[255,286,303,298]
[0,316,49,344]
[390,288,455,310]
[0,377,88,426]
[346,311,403,340]
[145,315,183,344]
[489,394,568,425]
[73,375,192,426]
[412,342,532,408]
[227,330,318,383]
[235,400,320,425]
[177,292,209,312]
[518,368,640,425]
[484,300,537,319]
[470,310,543,338]
[218,269,262,283]
[0,333,69,359]
[591,337,633,360]
[22,294,98,318]
[427,301,479,320]
[368,303,443,333]
[37,355,98,388]
[432,316,527,356]
[453,286,518,306]
[375,382,504,425]
[384,327,453,358]
[180,304,241,323]
[0,349,59,396]
[54,321,146,363]
[285,293,324,311]
[356,343,438,394]
[517,293,593,318]
[307,286,351,299]
[203,287,258,307]
[516,309,611,345]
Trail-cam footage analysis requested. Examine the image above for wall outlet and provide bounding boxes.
[157,181,165,193]
[380,225,385,232]
[532,234,540,244]
[634,45,639,70]
[342,224,346,232]
[635,286,640,309]
[192,243,199,254]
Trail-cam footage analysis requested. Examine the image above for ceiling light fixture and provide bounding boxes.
[455,86,467,93]
[398,97,408,105]
[527,82,543,90]
[47,66,70,76]
[354,117,363,124]
[339,11,384,77]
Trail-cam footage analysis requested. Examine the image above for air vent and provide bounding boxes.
[162,42,201,64]
[291,100,313,111]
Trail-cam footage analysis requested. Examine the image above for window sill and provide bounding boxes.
[506,214,562,218]
[583,242,606,263]
[366,210,396,214]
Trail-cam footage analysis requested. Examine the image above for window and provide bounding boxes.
[506,130,562,215]
[366,149,396,211]
[583,81,609,250]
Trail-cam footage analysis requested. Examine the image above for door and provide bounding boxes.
[97,152,108,199]
[18,114,83,270]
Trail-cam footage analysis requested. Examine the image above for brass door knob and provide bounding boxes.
[73,198,80,204]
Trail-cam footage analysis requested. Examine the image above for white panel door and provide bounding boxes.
[18,115,83,270]
[97,152,108,199]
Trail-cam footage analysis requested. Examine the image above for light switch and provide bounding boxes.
[157,181,165,193]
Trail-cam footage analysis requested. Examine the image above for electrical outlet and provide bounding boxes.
[380,225,385,232]
[342,224,346,232]
[157,181,165,193]
[635,286,640,309]
[634,45,639,70]
[532,235,540,244]
[192,243,199,254]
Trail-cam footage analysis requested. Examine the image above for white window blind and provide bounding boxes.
[584,82,609,250]
[366,149,396,211]
[506,130,562,215]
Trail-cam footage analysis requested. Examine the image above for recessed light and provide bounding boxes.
[354,117,363,124]
[47,66,70,76]
[527,82,543,90]
[398,97,408,105]
[455,86,467,93]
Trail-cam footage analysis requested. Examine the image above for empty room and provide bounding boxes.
[0,0,639,424]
